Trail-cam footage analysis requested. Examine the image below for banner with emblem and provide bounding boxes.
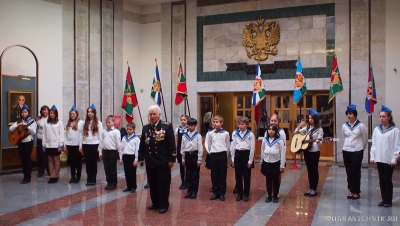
[252,64,267,106]
[151,63,163,106]
[174,63,187,106]
[328,55,343,103]
[365,65,377,115]
[293,58,307,104]
[121,66,138,122]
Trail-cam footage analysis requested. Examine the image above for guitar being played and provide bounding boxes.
[8,105,37,146]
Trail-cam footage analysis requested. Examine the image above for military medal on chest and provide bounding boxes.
[154,128,166,141]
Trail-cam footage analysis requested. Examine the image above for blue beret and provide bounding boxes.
[381,105,392,113]
[51,105,57,110]
[347,104,356,111]
[71,106,77,111]
[21,105,29,111]
[90,104,96,110]
[309,108,319,116]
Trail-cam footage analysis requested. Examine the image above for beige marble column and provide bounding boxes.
[113,0,123,122]
[186,0,197,121]
[62,0,75,123]
[89,0,101,119]
[161,3,172,122]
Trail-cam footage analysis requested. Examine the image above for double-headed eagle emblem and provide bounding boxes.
[243,17,280,61]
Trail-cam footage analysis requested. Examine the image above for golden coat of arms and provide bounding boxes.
[243,17,280,61]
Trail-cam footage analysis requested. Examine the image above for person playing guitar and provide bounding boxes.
[294,108,323,197]
[8,104,37,184]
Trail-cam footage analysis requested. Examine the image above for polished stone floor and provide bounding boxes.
[0,161,398,226]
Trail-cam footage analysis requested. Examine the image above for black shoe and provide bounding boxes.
[219,195,225,201]
[48,178,55,184]
[384,204,392,208]
[233,188,238,194]
[108,185,117,190]
[159,208,168,214]
[378,202,385,206]
[308,190,317,197]
[148,204,159,210]
[352,194,360,200]
[243,196,249,202]
[20,180,29,184]
[144,184,150,188]
[265,196,272,203]
[236,195,243,201]
[190,193,197,199]
[210,194,220,200]
[179,184,186,190]
[304,189,312,196]
[38,173,43,177]
[184,192,192,199]
[69,179,75,184]
[130,189,136,193]
[105,185,111,190]
[347,195,354,199]
[273,196,279,203]
[53,178,59,183]
[123,188,131,192]
[73,178,80,183]
[86,182,95,186]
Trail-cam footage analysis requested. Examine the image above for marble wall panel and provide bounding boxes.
[75,0,90,118]
[90,0,101,114]
[101,0,114,119]
[299,16,313,29]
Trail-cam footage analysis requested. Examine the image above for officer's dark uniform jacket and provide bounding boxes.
[138,120,176,168]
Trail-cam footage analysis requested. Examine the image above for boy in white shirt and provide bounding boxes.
[120,122,140,193]
[230,116,255,202]
[207,115,230,201]
[181,118,203,199]
[99,115,121,190]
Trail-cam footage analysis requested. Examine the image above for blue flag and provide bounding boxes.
[293,59,307,104]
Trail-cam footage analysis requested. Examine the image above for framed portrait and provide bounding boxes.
[8,90,34,126]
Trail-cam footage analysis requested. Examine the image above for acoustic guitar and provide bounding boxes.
[8,119,36,146]
[291,134,338,154]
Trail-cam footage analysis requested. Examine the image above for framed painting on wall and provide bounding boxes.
[7,90,34,125]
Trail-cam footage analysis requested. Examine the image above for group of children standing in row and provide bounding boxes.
[175,113,287,203]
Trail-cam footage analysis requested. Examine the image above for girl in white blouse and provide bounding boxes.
[294,109,323,197]
[9,105,37,184]
[261,124,285,203]
[43,105,64,184]
[175,114,189,189]
[370,105,400,207]
[341,104,368,200]
[79,104,103,186]
[36,105,49,177]
[64,106,82,183]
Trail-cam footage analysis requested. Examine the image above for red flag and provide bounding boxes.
[174,63,188,105]
[121,67,138,122]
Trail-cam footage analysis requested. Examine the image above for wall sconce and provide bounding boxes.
[19,75,30,81]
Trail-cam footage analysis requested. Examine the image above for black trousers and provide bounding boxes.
[18,140,33,181]
[102,150,119,186]
[266,173,280,197]
[67,145,82,180]
[343,150,363,194]
[377,162,395,205]
[210,152,227,195]
[36,139,47,174]
[177,151,186,184]
[147,165,171,209]
[123,154,137,190]
[304,151,320,190]
[83,144,99,183]
[234,150,252,196]
[185,151,200,193]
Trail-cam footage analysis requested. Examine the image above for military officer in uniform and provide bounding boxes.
[139,105,176,214]
[10,95,26,123]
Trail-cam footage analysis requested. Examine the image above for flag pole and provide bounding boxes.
[155,58,168,122]
[127,61,143,127]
